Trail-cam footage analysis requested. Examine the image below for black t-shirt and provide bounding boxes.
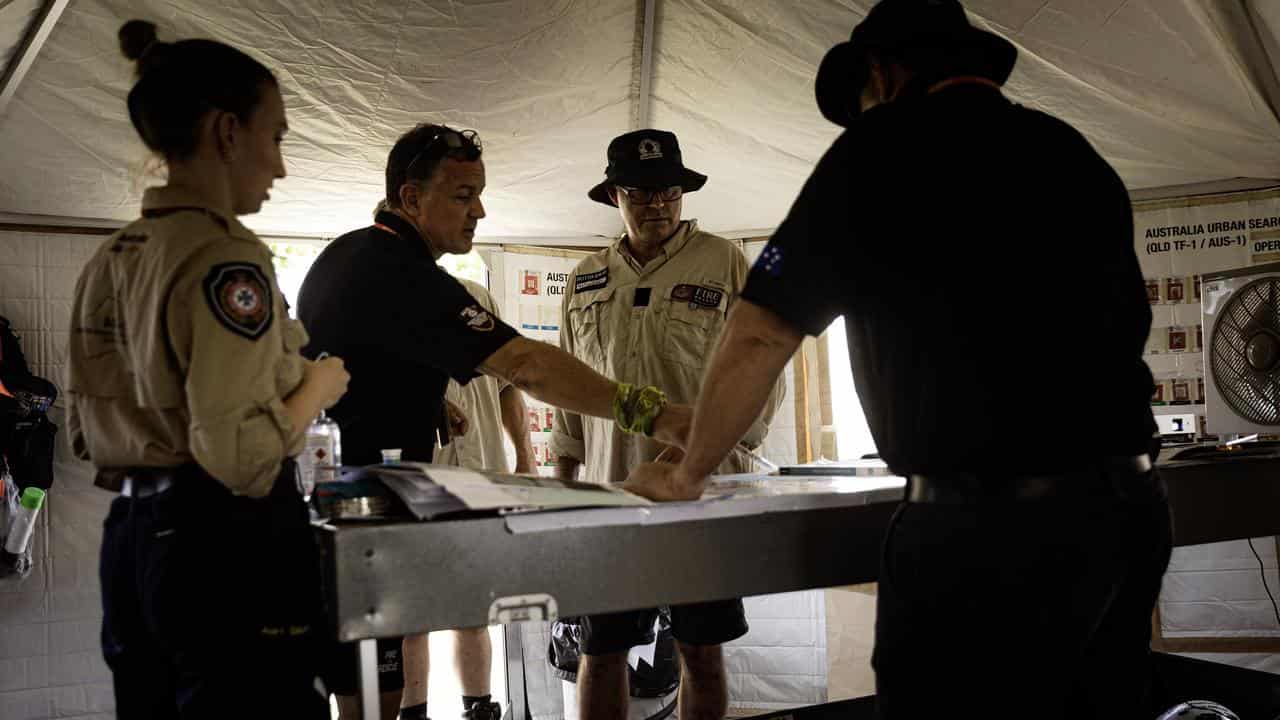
[742,84,1155,475]
[297,211,519,466]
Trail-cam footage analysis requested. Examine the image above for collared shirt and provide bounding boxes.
[742,84,1156,475]
[551,220,784,484]
[435,278,514,473]
[67,186,306,497]
[297,210,518,466]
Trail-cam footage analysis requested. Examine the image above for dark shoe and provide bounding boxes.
[462,701,501,720]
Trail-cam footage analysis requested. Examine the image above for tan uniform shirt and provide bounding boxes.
[435,279,513,473]
[551,220,783,485]
[67,187,306,498]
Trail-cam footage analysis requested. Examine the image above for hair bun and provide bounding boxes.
[118,20,158,62]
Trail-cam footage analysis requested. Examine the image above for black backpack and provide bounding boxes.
[0,315,57,491]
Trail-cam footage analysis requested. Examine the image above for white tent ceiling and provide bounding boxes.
[1,0,1279,242]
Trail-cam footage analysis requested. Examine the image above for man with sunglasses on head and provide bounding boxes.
[298,124,693,720]
[549,129,783,720]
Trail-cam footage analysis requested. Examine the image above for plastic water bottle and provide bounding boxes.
[300,411,341,498]
[2,487,45,574]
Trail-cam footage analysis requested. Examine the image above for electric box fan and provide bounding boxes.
[1203,262,1280,435]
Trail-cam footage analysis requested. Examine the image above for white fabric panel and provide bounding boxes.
[0,0,634,239]
[983,0,1280,189]
[521,621,565,720]
[647,1,846,236]
[724,591,828,713]
[0,0,45,73]
[2,1,1280,240]
[1160,538,1280,638]
[0,231,115,719]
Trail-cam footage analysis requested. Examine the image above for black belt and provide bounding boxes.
[117,467,183,498]
[907,454,1159,504]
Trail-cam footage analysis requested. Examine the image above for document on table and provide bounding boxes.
[378,463,652,518]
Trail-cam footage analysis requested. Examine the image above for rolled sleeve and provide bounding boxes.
[172,243,298,497]
[550,289,585,461]
[189,397,296,498]
[550,414,585,461]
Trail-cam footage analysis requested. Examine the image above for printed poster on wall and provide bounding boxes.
[502,249,588,471]
[1133,191,1280,427]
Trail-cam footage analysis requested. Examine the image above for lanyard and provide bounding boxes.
[927,76,1002,95]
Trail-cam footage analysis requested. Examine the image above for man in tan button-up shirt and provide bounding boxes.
[551,130,783,720]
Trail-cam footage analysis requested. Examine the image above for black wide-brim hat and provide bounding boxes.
[589,129,708,207]
[815,0,1017,127]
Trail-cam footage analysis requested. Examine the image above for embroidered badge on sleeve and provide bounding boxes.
[203,262,274,340]
[460,304,496,332]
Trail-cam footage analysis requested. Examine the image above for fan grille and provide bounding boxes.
[1210,276,1280,425]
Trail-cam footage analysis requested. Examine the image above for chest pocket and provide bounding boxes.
[661,284,727,370]
[566,287,616,368]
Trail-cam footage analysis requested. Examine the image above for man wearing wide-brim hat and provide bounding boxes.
[622,1,1170,718]
[550,129,784,720]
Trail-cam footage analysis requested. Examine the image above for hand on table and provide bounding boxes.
[621,461,705,502]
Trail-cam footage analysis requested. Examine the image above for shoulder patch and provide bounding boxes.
[756,246,784,277]
[672,284,724,309]
[203,262,273,340]
[574,268,609,293]
[459,303,496,332]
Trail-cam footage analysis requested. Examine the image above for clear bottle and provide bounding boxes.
[300,411,342,498]
[2,487,45,574]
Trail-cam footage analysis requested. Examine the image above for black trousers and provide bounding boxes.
[872,475,1172,719]
[99,463,330,719]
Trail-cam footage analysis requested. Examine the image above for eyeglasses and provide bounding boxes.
[404,128,482,182]
[617,185,683,205]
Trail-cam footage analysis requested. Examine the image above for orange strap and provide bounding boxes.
[373,222,399,237]
[928,76,1002,94]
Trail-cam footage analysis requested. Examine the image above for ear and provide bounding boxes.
[398,182,420,214]
[214,111,239,163]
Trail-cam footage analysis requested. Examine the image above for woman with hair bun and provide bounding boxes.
[67,19,348,718]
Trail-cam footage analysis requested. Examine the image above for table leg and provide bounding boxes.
[503,624,527,720]
[359,638,379,720]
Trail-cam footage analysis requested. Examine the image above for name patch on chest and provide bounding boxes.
[672,284,723,309]
[574,269,609,293]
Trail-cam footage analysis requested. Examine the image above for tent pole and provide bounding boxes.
[0,0,71,117]
[631,0,658,130]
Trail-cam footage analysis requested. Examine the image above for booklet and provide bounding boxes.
[373,463,651,520]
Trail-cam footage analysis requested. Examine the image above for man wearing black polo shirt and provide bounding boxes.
[624,1,1171,718]
[298,124,691,720]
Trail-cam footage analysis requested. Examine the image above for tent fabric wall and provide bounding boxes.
[0,0,46,73]
[0,230,113,720]
[4,1,1280,242]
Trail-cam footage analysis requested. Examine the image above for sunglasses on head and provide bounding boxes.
[404,128,482,181]
[616,185,683,205]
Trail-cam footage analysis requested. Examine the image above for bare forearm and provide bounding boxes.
[283,382,328,443]
[499,387,537,471]
[481,338,616,419]
[676,302,802,488]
